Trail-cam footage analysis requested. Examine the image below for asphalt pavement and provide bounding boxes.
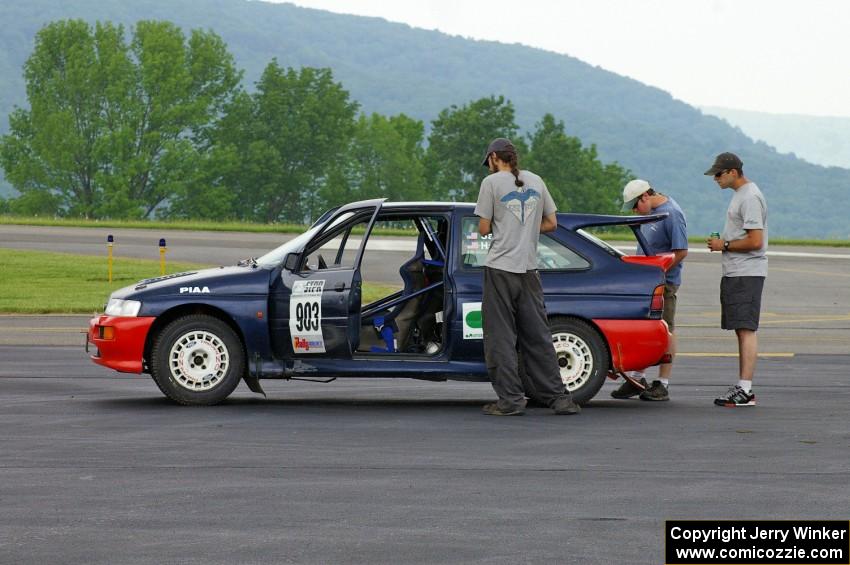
[1,347,848,564]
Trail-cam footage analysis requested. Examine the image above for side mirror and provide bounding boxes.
[283,253,300,271]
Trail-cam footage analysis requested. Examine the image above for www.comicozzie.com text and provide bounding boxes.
[670,524,847,544]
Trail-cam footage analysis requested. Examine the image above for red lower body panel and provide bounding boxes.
[88,315,156,373]
[593,319,669,373]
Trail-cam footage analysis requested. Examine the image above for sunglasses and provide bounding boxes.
[714,169,728,179]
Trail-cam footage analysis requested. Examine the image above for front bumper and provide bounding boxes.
[87,315,156,373]
[593,319,670,373]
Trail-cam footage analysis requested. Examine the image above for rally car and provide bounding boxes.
[87,199,672,406]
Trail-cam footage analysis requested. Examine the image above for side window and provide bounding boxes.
[460,217,494,268]
[302,212,371,271]
[459,216,589,271]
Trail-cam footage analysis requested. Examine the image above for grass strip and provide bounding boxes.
[0,249,400,314]
[0,215,416,237]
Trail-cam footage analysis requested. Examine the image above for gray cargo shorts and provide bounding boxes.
[720,276,765,331]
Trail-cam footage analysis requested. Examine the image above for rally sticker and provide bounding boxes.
[462,302,483,339]
[289,280,326,353]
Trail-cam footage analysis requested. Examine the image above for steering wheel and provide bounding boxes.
[318,254,328,269]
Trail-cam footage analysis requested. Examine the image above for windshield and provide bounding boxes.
[256,225,323,268]
[576,229,625,258]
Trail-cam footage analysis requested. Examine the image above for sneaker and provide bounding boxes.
[714,385,756,407]
[640,380,669,402]
[551,395,581,415]
[482,400,525,416]
[611,376,647,399]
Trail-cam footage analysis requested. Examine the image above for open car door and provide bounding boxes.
[271,200,383,359]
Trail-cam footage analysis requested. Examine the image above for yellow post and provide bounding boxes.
[159,238,167,275]
[107,234,114,283]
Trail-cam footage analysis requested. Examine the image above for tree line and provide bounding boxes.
[0,19,632,223]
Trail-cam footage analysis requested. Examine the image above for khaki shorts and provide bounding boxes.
[663,283,678,331]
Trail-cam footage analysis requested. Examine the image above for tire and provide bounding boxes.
[520,317,609,406]
[150,315,244,406]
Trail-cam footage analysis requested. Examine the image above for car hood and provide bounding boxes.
[109,265,272,301]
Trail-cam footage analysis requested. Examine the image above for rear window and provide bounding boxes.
[576,229,625,258]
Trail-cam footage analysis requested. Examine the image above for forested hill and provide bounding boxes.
[0,0,847,237]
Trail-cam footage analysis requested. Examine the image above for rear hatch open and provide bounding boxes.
[565,213,675,272]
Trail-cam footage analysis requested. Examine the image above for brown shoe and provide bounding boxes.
[482,400,525,416]
[551,395,581,415]
[639,380,669,402]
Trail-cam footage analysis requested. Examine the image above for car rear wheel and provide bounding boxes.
[150,315,244,406]
[520,317,609,406]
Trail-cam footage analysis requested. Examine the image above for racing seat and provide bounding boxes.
[386,233,430,346]
[361,233,429,352]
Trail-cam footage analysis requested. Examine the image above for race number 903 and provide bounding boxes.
[295,301,320,332]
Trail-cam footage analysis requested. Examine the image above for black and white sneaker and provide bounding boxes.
[611,376,647,399]
[714,385,755,407]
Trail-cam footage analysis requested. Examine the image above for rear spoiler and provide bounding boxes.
[558,212,668,257]
[622,253,675,272]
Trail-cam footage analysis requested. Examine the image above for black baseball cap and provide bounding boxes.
[481,138,516,166]
[704,152,743,176]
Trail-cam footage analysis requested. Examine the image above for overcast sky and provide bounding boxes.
[271,0,850,118]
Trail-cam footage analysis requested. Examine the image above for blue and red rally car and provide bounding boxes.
[87,199,672,405]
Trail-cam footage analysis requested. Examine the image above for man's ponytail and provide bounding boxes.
[495,150,524,187]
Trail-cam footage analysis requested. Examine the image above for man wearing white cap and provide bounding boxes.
[611,179,688,401]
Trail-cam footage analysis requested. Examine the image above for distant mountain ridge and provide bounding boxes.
[0,0,848,237]
[702,106,850,170]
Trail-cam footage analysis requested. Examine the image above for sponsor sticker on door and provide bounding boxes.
[462,302,483,339]
[290,280,326,353]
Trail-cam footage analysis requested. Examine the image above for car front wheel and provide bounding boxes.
[150,315,244,406]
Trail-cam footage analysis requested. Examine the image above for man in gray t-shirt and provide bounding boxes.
[720,182,768,277]
[473,137,579,416]
[704,152,768,407]
[475,169,557,272]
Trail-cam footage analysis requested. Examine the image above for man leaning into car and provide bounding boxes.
[474,137,580,416]
[611,179,688,402]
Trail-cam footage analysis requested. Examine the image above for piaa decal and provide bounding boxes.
[179,286,210,294]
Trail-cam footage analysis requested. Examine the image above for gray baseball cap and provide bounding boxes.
[704,152,743,176]
[481,138,516,166]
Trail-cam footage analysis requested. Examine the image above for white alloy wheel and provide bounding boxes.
[552,331,594,392]
[168,330,230,391]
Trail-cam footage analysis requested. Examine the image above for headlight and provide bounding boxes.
[105,299,142,317]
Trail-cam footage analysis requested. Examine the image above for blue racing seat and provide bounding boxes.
[366,233,428,352]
